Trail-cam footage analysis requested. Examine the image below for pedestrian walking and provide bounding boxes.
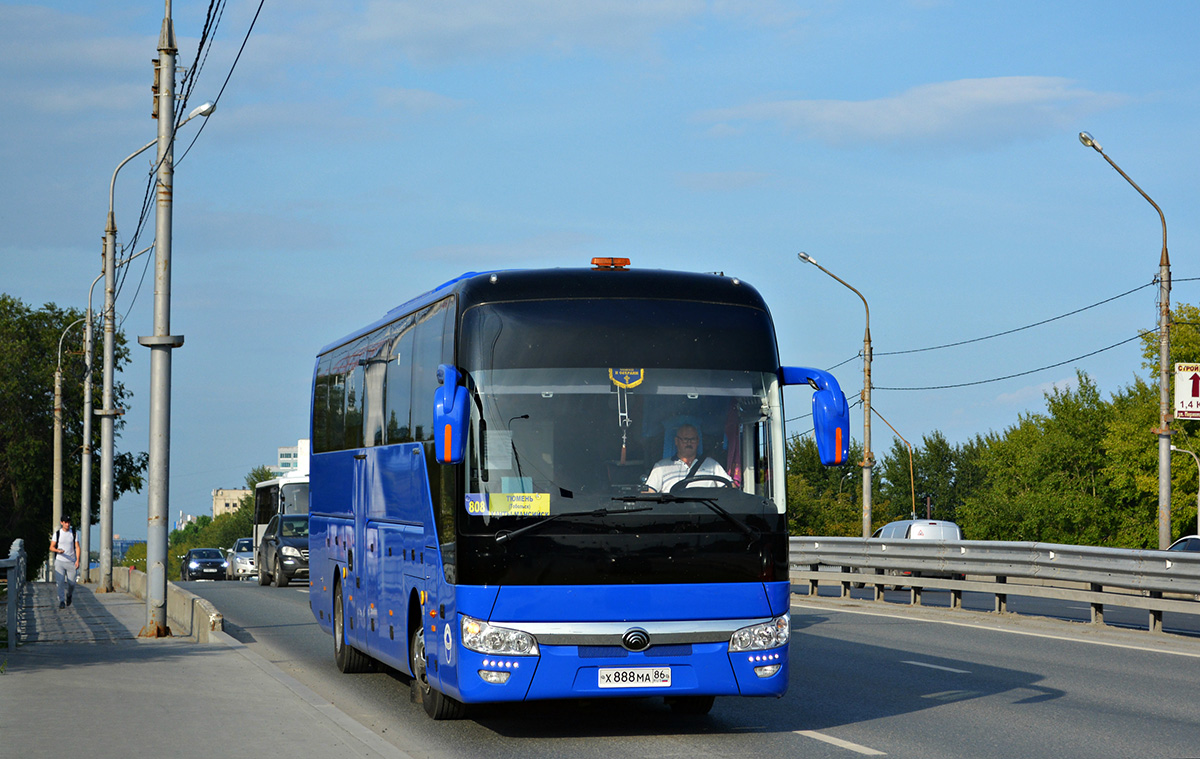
[51,516,79,609]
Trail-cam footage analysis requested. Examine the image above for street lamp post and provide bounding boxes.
[1171,445,1200,535]
[1079,132,1172,549]
[798,252,873,537]
[79,271,103,582]
[97,102,213,595]
[51,318,85,579]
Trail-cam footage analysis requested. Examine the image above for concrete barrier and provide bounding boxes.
[108,566,224,643]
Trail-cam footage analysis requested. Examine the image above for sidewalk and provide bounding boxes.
[0,582,412,759]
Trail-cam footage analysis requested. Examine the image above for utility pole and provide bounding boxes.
[797,252,873,536]
[140,1,180,637]
[1079,132,1172,548]
[80,272,102,583]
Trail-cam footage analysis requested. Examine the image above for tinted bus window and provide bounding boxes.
[312,359,332,453]
[411,300,451,442]
[344,364,363,450]
[384,318,415,444]
[462,298,776,371]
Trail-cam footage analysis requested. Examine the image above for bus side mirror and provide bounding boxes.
[780,366,850,466]
[434,364,469,464]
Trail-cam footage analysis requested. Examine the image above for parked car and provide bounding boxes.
[257,514,309,588]
[1167,535,1200,552]
[225,537,256,580]
[181,548,227,581]
[871,519,965,587]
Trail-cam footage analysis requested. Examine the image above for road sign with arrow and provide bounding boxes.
[1176,363,1200,420]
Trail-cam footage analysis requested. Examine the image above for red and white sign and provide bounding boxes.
[1175,363,1200,420]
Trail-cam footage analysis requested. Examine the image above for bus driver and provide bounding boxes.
[644,424,730,493]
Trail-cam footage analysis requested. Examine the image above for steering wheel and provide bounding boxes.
[669,474,735,494]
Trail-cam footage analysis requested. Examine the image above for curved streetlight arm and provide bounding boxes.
[107,138,157,233]
[107,102,215,231]
[797,252,871,343]
[57,318,87,370]
[1078,132,1168,266]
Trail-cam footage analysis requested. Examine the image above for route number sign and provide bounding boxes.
[1176,363,1200,420]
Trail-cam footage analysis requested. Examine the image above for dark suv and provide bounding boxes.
[257,514,309,588]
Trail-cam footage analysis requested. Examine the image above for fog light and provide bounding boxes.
[754,664,782,678]
[478,670,511,684]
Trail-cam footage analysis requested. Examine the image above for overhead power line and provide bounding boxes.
[874,331,1151,391]
[879,280,1156,357]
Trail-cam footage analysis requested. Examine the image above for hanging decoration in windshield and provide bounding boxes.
[610,368,643,464]
[609,368,644,388]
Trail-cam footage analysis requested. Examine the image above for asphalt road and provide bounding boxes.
[185,579,1200,758]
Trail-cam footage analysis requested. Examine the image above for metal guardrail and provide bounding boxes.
[790,536,1200,634]
[1,539,28,652]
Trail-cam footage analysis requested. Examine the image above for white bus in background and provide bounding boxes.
[253,440,312,547]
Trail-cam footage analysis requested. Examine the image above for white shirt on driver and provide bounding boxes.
[644,457,730,493]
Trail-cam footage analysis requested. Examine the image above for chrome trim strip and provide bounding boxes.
[491,617,773,646]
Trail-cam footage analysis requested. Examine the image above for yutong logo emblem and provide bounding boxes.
[622,628,650,652]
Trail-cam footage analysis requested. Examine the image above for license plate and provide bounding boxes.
[202,568,217,573]
[598,667,671,689]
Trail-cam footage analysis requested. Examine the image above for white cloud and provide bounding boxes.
[351,0,705,62]
[700,77,1128,148]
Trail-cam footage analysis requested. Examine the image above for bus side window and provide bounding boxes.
[312,356,333,453]
[412,301,450,442]
[385,321,415,444]
[344,363,364,450]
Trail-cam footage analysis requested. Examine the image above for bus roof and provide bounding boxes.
[316,266,770,357]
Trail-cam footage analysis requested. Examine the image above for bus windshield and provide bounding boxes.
[280,482,309,515]
[457,299,787,585]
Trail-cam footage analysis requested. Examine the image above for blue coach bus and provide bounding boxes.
[308,259,849,719]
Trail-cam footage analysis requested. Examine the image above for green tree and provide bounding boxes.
[0,295,146,577]
[878,431,987,530]
[959,373,1119,544]
[785,434,895,536]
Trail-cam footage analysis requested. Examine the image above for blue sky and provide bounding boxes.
[3,1,1198,541]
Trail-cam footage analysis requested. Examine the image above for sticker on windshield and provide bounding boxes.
[609,368,644,389]
[465,493,550,516]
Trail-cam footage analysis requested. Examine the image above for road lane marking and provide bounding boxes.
[902,660,970,673]
[791,601,1200,659]
[795,730,886,755]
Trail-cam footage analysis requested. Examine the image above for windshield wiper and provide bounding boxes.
[494,506,653,544]
[612,493,761,541]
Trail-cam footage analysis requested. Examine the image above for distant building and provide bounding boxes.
[175,511,198,531]
[212,487,251,518]
[269,439,310,478]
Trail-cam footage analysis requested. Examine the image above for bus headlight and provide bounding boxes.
[729,613,789,652]
[461,616,539,656]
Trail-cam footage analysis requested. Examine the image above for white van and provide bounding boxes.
[871,519,964,585]
[872,519,963,541]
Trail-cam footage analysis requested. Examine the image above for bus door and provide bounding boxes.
[344,453,370,652]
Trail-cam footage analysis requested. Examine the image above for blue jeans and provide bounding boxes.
[54,559,76,604]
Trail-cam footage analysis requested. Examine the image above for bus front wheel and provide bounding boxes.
[410,625,465,720]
